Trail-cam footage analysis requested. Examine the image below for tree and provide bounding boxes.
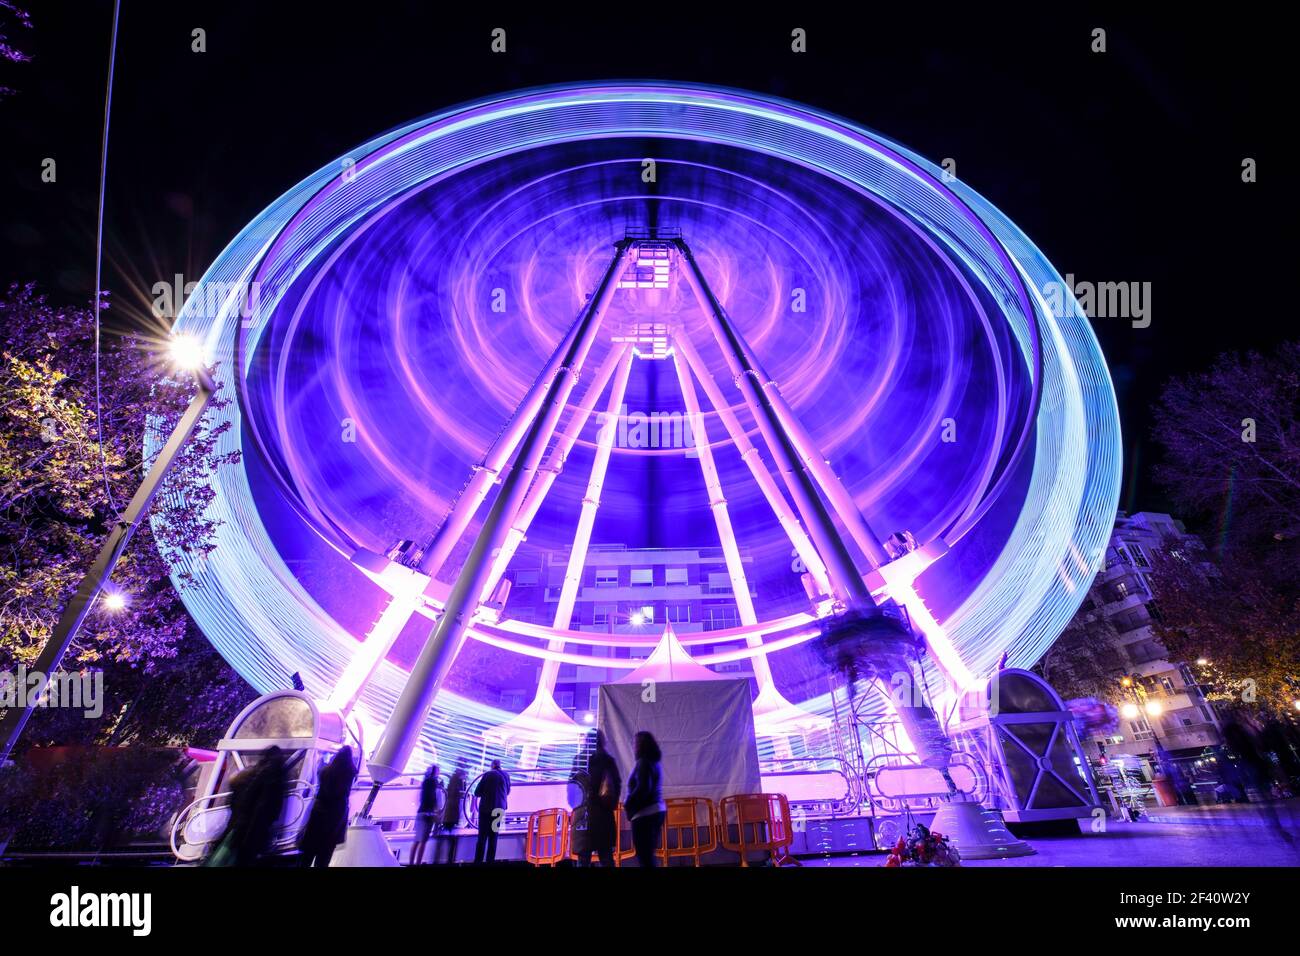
[0,1,32,99]
[1150,341,1300,594]
[0,284,254,749]
[1148,550,1299,718]
[1037,599,1127,707]
[1147,341,1300,717]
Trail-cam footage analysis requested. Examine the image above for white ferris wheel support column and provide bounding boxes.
[671,331,833,599]
[670,346,773,686]
[326,303,612,718]
[414,311,586,580]
[674,240,954,776]
[747,358,891,569]
[543,345,637,686]
[362,240,634,794]
[477,341,631,608]
[674,239,873,609]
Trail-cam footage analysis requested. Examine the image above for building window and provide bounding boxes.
[513,569,540,587]
[556,691,575,710]
[665,567,688,586]
[595,568,618,587]
[1130,544,1151,568]
[630,568,654,587]
[593,604,615,625]
[707,572,732,593]
[706,606,739,630]
[667,604,691,623]
[589,688,601,711]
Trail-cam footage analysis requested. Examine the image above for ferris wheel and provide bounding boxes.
[161,83,1121,781]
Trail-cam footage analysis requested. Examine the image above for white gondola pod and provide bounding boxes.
[171,690,360,862]
[951,668,1102,824]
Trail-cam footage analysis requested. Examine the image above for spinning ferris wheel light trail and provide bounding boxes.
[154,83,1120,789]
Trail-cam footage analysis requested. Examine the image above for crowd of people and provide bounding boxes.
[203,729,668,868]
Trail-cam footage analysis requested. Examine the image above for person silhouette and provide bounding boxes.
[473,759,511,863]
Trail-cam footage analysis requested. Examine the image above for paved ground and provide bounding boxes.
[807,801,1300,867]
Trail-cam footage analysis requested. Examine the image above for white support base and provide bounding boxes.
[930,800,1035,860]
[330,821,400,867]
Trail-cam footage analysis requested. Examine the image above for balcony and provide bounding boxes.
[1159,723,1221,750]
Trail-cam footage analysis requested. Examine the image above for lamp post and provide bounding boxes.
[0,339,216,765]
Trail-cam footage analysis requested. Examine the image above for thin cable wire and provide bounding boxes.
[93,0,122,515]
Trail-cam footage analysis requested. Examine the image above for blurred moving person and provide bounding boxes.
[298,745,357,868]
[408,763,443,866]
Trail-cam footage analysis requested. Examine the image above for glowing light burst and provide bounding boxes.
[156,84,1120,770]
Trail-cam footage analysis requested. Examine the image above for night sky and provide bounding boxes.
[1,3,1284,519]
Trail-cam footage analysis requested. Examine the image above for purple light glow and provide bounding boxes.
[162,84,1120,771]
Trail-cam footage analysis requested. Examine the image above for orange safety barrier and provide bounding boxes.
[718,793,801,867]
[524,807,570,866]
[659,796,718,867]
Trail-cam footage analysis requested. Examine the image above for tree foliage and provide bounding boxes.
[1151,341,1300,592]
[1149,551,1299,717]
[1037,601,1127,706]
[0,284,254,748]
[1149,341,1300,716]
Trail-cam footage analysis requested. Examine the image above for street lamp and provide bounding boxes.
[167,334,205,371]
[101,591,127,613]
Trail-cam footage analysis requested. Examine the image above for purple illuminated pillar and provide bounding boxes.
[543,344,636,689]
[415,309,586,579]
[675,240,953,779]
[672,331,833,598]
[478,342,630,605]
[671,346,775,687]
[364,240,633,789]
[675,239,873,609]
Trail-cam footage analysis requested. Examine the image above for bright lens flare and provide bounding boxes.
[1120,702,1140,720]
[168,334,205,371]
[102,591,127,612]
[1144,700,1163,717]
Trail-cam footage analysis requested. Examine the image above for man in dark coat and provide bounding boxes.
[473,759,511,863]
[582,731,621,866]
